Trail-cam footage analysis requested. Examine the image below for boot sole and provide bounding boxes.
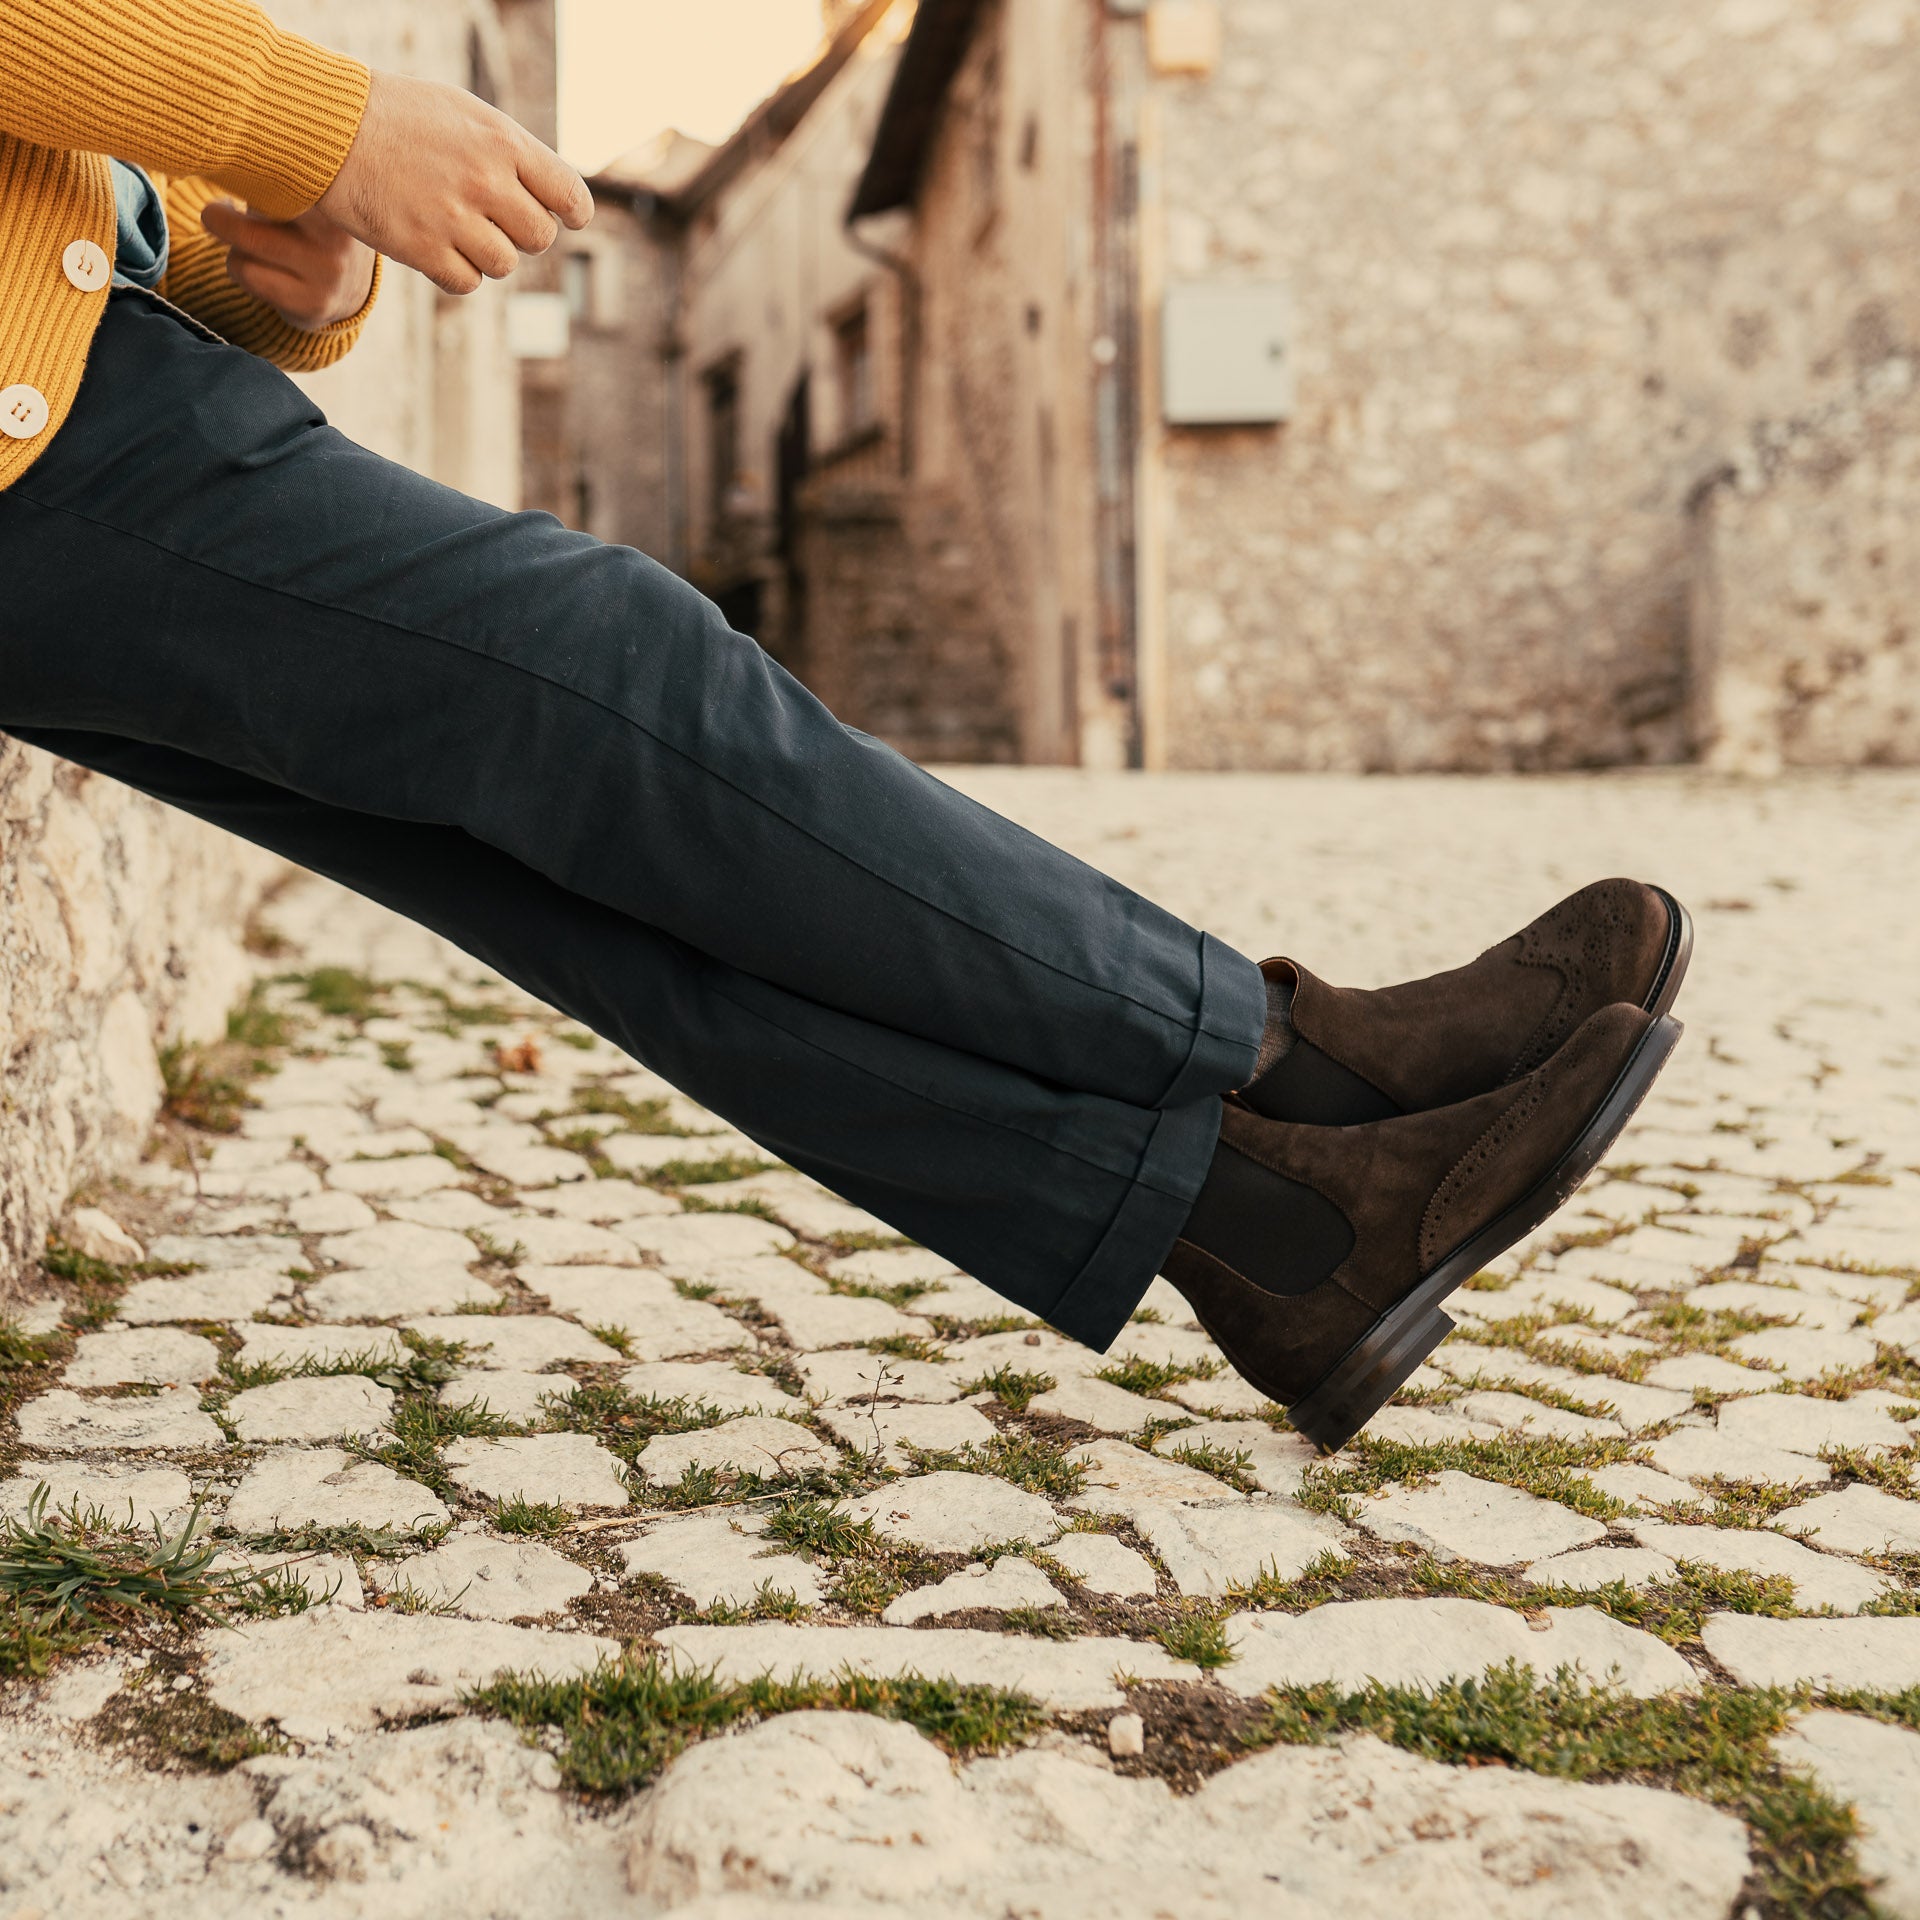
[1646,887,1694,1022]
[1287,1010,1685,1454]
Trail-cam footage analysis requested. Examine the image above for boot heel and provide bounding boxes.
[1289,1306,1455,1455]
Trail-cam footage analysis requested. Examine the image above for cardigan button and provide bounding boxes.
[0,384,49,439]
[63,240,112,292]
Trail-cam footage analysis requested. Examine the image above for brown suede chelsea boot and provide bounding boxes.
[1166,1001,1682,1452]
[1242,878,1691,1126]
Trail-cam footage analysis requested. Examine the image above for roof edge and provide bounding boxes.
[847,0,988,222]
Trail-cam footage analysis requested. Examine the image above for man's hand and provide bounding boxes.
[202,202,376,331]
[317,70,593,296]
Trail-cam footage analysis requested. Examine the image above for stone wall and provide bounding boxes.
[1146,0,1920,770]
[0,749,279,1291]
[1690,366,1919,772]
[1,0,543,1293]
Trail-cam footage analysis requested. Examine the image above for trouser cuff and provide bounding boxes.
[1044,1090,1225,1350]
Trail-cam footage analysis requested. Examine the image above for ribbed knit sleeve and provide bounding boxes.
[0,0,370,221]
[159,173,383,373]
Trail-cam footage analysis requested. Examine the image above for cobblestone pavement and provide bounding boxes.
[2,770,1918,1920]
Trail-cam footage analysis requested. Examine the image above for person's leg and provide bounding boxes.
[13,729,1220,1349]
[0,292,1263,1116]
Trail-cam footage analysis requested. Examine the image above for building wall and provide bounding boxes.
[1691,371,1919,772]
[267,0,527,509]
[558,193,683,562]
[896,0,1112,766]
[1141,0,1920,771]
[677,14,910,657]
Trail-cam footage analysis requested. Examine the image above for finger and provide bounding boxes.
[202,202,323,272]
[426,248,484,297]
[516,137,593,231]
[456,217,522,282]
[225,251,325,319]
[488,182,560,257]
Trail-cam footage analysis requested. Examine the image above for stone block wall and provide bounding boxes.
[0,746,280,1291]
[1689,365,1919,772]
[1149,0,1920,770]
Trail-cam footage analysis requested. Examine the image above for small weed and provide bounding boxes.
[692,1582,809,1625]
[1096,1355,1222,1397]
[963,1365,1056,1414]
[1822,1446,1915,1496]
[0,1320,60,1370]
[679,1193,782,1223]
[295,967,385,1022]
[547,1382,728,1463]
[1300,1432,1633,1522]
[379,1040,414,1073]
[225,988,292,1052]
[158,1043,249,1132]
[0,1493,313,1675]
[865,1333,949,1363]
[906,1433,1085,1500]
[1157,1609,1235,1669]
[821,1230,913,1256]
[585,1322,635,1357]
[760,1497,871,1560]
[1164,1439,1259,1494]
[1230,1550,1354,1611]
[379,1579,463,1617]
[645,1154,775,1188]
[237,1522,449,1557]
[493,1496,571,1536]
[468,1653,1044,1793]
[470,1232,529,1268]
[826,1274,936,1308]
[570,1088,683,1134]
[1000,1605,1078,1640]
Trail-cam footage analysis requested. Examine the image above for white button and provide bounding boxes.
[0,384,49,440]
[63,239,111,292]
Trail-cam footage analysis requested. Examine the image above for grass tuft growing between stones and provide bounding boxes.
[905,1432,1086,1499]
[0,1492,309,1678]
[493,1496,571,1537]
[467,1653,1045,1793]
[1297,1431,1634,1522]
[546,1382,731,1466]
[1163,1438,1259,1494]
[1096,1355,1221,1397]
[292,966,386,1023]
[0,1319,61,1371]
[1243,1663,1874,1918]
[644,1153,776,1189]
[963,1365,1057,1413]
[1156,1608,1235,1670]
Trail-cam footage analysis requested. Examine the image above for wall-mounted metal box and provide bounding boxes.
[1162,282,1294,425]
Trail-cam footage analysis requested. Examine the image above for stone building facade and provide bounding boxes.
[844,0,1920,771]
[1,0,551,1291]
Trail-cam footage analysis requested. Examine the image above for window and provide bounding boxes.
[563,252,595,325]
[706,358,742,525]
[833,303,874,442]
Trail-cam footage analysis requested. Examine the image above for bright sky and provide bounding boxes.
[558,0,829,172]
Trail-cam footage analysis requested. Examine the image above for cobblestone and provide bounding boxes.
[5,772,1918,1913]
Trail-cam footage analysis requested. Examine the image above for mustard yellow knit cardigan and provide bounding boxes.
[0,0,380,492]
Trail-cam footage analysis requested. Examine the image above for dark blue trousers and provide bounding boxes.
[0,291,1265,1348]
